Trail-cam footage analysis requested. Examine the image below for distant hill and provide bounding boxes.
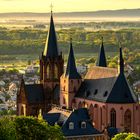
[0,9,140,18]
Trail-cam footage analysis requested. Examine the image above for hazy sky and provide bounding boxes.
[0,0,140,13]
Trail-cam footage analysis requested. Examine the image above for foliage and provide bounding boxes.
[0,117,16,140]
[0,28,139,55]
[0,116,65,140]
[112,133,140,140]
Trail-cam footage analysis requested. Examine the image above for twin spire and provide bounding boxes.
[43,10,124,76]
[96,37,124,74]
[43,10,59,57]
[65,38,81,79]
[96,37,107,67]
[119,44,124,74]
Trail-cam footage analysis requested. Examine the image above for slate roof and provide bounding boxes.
[106,73,137,103]
[76,74,137,103]
[75,77,117,102]
[24,84,44,104]
[65,40,81,79]
[43,12,59,57]
[96,39,107,67]
[62,108,101,137]
[43,113,67,126]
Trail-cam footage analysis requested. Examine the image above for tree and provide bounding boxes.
[0,116,65,140]
[112,133,140,140]
[0,117,16,140]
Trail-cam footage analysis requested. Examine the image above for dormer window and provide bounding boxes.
[81,121,86,129]
[104,91,108,97]
[94,89,98,95]
[69,122,74,130]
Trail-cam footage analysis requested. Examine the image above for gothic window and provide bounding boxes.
[124,109,131,132]
[63,86,65,91]
[63,97,66,104]
[21,106,24,115]
[110,108,116,127]
[78,102,82,108]
[69,122,74,130]
[78,79,80,84]
[89,104,94,121]
[73,86,76,92]
[46,64,51,79]
[71,80,73,84]
[81,121,86,129]
[54,64,58,79]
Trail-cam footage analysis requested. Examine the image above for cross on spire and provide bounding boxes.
[50,3,53,13]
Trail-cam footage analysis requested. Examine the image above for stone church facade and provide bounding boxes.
[17,11,140,136]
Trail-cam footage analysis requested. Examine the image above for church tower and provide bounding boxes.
[96,37,107,67]
[60,39,81,109]
[40,10,64,105]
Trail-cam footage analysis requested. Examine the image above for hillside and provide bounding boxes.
[0,9,140,18]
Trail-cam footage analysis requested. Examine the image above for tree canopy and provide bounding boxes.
[0,116,65,140]
[112,133,140,140]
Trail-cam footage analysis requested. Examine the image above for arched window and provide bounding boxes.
[54,64,58,79]
[73,87,76,92]
[46,64,51,79]
[78,102,82,108]
[89,104,94,121]
[110,108,116,127]
[63,97,66,104]
[81,121,86,128]
[69,122,74,130]
[21,106,24,115]
[124,109,131,132]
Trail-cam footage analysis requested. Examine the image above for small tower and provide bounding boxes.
[40,10,64,105]
[118,44,124,74]
[96,37,107,67]
[60,39,82,109]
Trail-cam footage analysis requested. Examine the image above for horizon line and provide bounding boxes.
[0,8,140,14]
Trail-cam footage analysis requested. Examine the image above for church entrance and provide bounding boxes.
[124,109,131,132]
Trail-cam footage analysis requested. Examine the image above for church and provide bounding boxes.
[17,11,140,136]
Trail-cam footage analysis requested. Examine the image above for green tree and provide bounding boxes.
[0,116,65,140]
[112,133,140,140]
[0,117,16,140]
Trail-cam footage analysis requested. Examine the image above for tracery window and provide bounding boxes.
[110,108,116,127]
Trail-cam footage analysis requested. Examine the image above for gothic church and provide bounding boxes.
[17,11,140,136]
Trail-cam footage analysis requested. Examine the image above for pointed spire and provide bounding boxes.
[96,37,107,67]
[43,9,59,58]
[118,43,124,74]
[65,38,81,79]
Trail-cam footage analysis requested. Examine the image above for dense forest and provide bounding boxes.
[0,27,139,55]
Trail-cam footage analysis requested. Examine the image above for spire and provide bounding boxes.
[118,43,124,74]
[65,38,81,79]
[43,9,59,57]
[96,37,107,67]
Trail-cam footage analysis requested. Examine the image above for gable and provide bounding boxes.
[107,73,137,103]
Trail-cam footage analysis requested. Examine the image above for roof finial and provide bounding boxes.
[50,3,53,13]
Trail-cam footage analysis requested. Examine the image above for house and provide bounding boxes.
[43,107,104,140]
